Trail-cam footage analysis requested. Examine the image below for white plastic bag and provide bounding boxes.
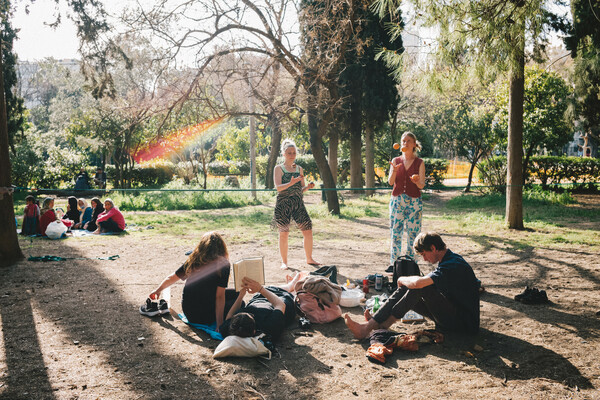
[213,335,271,359]
[45,220,67,240]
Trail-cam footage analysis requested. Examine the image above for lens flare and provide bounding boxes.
[132,117,225,163]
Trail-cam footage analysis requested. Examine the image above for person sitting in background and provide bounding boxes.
[85,197,104,231]
[39,197,58,236]
[93,167,107,189]
[62,196,80,226]
[94,198,125,233]
[74,168,90,190]
[73,198,93,229]
[21,195,40,235]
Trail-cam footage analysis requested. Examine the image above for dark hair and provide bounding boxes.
[414,232,447,253]
[25,195,35,203]
[229,313,256,338]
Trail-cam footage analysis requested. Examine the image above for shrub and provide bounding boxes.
[477,156,507,193]
[423,158,449,187]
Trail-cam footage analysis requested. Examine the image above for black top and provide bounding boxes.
[175,257,230,324]
[220,286,296,341]
[428,249,480,333]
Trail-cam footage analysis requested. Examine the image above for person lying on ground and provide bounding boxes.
[93,198,125,234]
[219,275,301,342]
[139,232,239,329]
[345,232,480,339]
[85,197,103,231]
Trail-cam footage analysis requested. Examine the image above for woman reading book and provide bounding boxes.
[272,139,320,269]
[139,231,240,330]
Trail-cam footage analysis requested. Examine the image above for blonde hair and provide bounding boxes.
[280,139,297,155]
[183,232,229,275]
[41,197,54,215]
[402,131,422,153]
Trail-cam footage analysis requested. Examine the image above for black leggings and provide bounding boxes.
[183,289,240,325]
[372,285,465,332]
[98,218,123,233]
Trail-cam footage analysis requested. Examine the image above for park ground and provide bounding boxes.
[1,189,599,399]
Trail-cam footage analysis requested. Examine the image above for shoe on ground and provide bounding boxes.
[158,299,170,315]
[519,288,550,305]
[139,298,160,317]
[514,286,533,301]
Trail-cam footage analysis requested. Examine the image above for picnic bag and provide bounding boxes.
[386,256,421,292]
[295,291,342,324]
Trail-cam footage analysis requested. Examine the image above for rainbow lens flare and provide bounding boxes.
[132,117,225,164]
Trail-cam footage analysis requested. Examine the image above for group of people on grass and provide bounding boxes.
[139,133,481,346]
[21,195,125,237]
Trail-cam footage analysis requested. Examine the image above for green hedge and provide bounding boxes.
[423,158,450,187]
[478,156,600,191]
[105,162,176,188]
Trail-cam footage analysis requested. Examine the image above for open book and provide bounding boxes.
[233,257,265,291]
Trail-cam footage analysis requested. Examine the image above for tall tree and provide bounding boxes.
[376,0,569,229]
[337,6,402,192]
[565,0,600,152]
[497,66,572,181]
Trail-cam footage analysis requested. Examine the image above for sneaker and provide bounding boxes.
[520,288,550,305]
[158,299,170,315]
[139,298,160,317]
[514,286,533,301]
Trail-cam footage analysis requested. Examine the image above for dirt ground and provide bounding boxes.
[1,191,599,399]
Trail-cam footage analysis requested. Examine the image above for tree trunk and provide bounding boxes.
[522,143,535,186]
[364,124,375,196]
[266,113,282,189]
[328,127,338,184]
[0,40,24,267]
[349,79,363,192]
[306,85,340,215]
[465,157,478,193]
[506,49,525,230]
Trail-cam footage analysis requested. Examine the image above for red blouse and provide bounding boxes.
[391,157,423,198]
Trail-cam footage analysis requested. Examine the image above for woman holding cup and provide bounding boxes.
[388,132,426,263]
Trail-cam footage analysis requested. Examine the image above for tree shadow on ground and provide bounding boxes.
[0,236,333,399]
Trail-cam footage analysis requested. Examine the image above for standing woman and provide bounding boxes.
[388,132,426,263]
[273,139,319,269]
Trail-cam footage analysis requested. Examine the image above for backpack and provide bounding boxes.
[295,291,342,324]
[386,256,421,292]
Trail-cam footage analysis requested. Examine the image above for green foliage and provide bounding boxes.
[109,178,271,211]
[477,156,507,192]
[214,123,270,161]
[423,158,449,187]
[496,66,572,162]
[478,156,600,191]
[104,162,176,188]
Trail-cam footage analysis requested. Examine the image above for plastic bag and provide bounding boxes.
[45,220,68,240]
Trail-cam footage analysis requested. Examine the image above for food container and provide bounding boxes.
[340,288,365,308]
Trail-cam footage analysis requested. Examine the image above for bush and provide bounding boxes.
[478,156,600,192]
[477,156,507,193]
[423,158,449,187]
[105,162,176,188]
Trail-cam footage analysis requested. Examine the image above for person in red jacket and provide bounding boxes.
[38,197,60,236]
[93,198,125,234]
[388,132,426,264]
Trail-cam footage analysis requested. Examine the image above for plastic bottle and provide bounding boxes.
[362,279,369,294]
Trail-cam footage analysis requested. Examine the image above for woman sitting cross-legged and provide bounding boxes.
[93,198,125,234]
[85,197,104,232]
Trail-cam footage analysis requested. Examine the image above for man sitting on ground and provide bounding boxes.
[345,232,480,339]
[219,276,299,342]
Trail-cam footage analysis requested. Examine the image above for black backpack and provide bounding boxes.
[385,256,421,292]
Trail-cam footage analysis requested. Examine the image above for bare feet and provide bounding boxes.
[307,259,322,266]
[92,229,100,235]
[344,314,372,339]
[364,308,372,321]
